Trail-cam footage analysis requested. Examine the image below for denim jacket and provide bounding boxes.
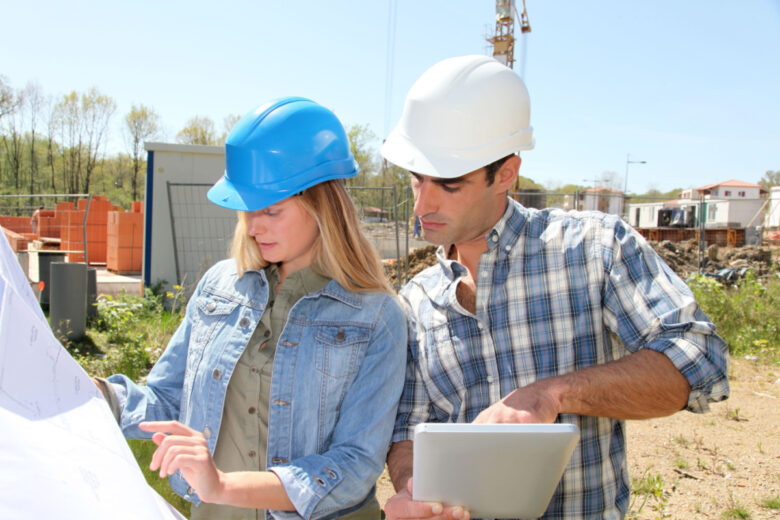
[108,259,407,520]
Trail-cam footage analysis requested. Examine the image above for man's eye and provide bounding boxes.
[441,185,460,193]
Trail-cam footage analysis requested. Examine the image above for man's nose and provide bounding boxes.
[413,180,437,217]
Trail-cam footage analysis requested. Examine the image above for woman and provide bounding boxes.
[97,97,406,520]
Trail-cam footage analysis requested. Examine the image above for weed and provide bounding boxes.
[674,457,689,470]
[697,457,709,471]
[673,434,690,448]
[760,495,780,509]
[726,407,744,422]
[630,472,669,517]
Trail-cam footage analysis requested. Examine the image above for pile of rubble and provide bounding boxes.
[385,242,779,287]
[653,240,777,280]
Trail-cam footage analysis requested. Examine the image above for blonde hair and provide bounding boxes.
[230,180,393,294]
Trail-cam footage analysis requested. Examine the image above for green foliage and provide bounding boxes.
[72,289,188,514]
[687,272,780,362]
[629,471,669,517]
[74,288,185,380]
[758,169,780,190]
[176,115,216,145]
[128,439,191,517]
[760,495,780,509]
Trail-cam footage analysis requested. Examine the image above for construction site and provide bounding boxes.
[1,2,779,520]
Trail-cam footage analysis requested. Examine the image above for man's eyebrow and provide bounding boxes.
[410,171,468,187]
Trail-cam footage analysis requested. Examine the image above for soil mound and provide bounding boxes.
[386,241,779,286]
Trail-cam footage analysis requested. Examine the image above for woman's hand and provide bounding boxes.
[139,421,223,503]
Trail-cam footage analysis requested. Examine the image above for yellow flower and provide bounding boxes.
[166,291,174,298]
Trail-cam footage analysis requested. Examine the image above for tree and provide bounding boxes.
[176,116,216,145]
[758,170,780,190]
[50,88,116,194]
[219,113,242,144]
[80,88,116,193]
[1,84,24,193]
[124,104,160,201]
[347,123,378,185]
[0,76,14,122]
[21,82,45,199]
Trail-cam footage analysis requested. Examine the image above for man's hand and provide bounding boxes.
[472,380,560,424]
[384,479,469,520]
[139,421,223,503]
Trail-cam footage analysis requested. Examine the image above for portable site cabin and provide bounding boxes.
[143,142,234,295]
[765,186,780,230]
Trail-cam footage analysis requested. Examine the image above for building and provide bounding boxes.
[765,186,780,230]
[581,187,624,215]
[627,180,766,229]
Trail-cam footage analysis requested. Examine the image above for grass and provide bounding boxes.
[760,495,780,509]
[129,439,191,517]
[687,271,780,364]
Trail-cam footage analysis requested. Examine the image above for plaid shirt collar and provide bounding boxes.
[427,198,530,305]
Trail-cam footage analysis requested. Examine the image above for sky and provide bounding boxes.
[2,0,779,194]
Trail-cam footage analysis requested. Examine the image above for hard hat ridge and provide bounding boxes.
[208,97,358,211]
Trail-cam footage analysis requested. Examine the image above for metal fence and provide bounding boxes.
[164,183,428,292]
[5,187,775,294]
[0,193,93,261]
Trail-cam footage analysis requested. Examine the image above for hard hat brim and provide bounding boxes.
[207,158,357,211]
[381,127,534,179]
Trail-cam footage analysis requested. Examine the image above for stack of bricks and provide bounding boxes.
[106,201,143,274]
[0,216,34,251]
[59,196,113,264]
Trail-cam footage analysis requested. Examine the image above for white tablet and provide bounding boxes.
[413,423,579,519]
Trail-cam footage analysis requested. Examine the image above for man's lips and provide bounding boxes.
[420,218,445,230]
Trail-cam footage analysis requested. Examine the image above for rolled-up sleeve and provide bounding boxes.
[602,219,729,412]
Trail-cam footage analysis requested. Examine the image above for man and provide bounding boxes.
[380,55,729,519]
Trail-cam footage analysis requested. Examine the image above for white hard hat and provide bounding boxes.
[381,54,534,179]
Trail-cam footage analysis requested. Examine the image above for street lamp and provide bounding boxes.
[624,153,647,194]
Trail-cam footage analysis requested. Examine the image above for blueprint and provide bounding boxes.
[0,233,184,519]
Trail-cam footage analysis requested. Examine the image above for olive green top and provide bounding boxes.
[192,265,378,520]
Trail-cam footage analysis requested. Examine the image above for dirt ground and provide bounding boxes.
[374,359,780,519]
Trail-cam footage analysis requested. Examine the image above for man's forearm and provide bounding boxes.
[545,349,691,420]
[387,440,414,492]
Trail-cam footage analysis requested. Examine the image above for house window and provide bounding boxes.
[724,190,731,196]
[708,205,717,220]
[739,191,745,197]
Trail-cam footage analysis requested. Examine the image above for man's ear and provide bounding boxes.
[496,155,522,191]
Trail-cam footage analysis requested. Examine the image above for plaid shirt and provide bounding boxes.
[393,199,729,519]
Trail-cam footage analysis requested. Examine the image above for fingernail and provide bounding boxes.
[432,504,443,515]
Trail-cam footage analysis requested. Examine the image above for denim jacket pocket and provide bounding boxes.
[314,324,370,378]
[187,294,241,374]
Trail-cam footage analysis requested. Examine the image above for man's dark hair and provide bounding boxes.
[484,154,514,186]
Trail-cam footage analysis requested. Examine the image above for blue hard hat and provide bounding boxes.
[208,97,358,211]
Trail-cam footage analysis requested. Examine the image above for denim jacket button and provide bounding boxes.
[203,427,212,439]
[206,301,216,312]
[335,328,346,342]
[239,316,250,328]
[186,486,194,496]
[212,369,221,379]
